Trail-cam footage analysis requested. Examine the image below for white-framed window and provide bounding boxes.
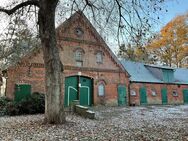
[172,90,178,97]
[75,50,83,61]
[76,61,83,67]
[98,83,105,96]
[96,52,103,63]
[74,48,84,67]
[130,89,136,96]
[151,89,157,96]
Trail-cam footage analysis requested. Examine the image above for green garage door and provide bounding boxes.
[15,84,31,102]
[118,85,127,106]
[161,88,168,104]
[64,76,93,107]
[139,87,147,105]
[80,77,93,106]
[64,76,78,107]
[183,89,188,104]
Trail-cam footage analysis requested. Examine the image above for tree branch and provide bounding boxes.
[0,0,39,15]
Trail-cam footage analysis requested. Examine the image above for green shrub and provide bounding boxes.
[6,92,45,116]
[0,97,11,116]
[5,101,19,116]
[0,97,11,107]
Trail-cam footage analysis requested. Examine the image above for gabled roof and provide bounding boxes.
[56,11,128,74]
[121,60,162,83]
[3,11,129,76]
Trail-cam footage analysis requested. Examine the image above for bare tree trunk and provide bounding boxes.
[38,0,66,124]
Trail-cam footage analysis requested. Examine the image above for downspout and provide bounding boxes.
[128,81,131,106]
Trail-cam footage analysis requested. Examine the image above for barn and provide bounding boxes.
[121,60,188,106]
[1,11,188,107]
[1,11,129,106]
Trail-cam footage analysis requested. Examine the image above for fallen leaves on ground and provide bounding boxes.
[0,105,188,141]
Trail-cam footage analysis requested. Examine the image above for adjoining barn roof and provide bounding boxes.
[121,60,188,84]
[120,60,162,83]
[174,68,188,84]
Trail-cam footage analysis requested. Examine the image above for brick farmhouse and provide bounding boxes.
[1,11,188,106]
[1,11,129,106]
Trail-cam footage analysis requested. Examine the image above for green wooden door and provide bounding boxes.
[139,87,147,105]
[64,76,78,107]
[15,84,31,102]
[80,77,92,106]
[118,85,127,106]
[183,89,188,104]
[161,88,168,104]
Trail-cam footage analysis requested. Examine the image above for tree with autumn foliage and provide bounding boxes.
[118,43,153,63]
[147,13,188,67]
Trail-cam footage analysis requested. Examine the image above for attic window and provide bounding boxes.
[96,52,103,64]
[74,27,84,37]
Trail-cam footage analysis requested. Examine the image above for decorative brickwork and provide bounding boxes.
[4,11,129,106]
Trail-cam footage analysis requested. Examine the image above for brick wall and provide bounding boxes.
[129,82,188,105]
[4,13,129,106]
[63,69,129,106]
[6,66,45,99]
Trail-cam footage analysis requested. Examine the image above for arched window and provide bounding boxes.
[98,83,105,96]
[75,50,83,61]
[96,51,103,64]
[74,48,85,67]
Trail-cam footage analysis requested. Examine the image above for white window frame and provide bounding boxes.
[96,52,103,64]
[172,90,178,97]
[98,83,105,96]
[130,89,136,96]
[75,50,83,61]
[151,89,157,96]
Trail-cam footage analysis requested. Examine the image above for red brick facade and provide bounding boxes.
[4,12,129,106]
[4,12,187,106]
[129,82,188,105]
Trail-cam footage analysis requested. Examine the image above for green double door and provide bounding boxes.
[64,76,93,107]
[118,85,127,106]
[139,87,147,105]
[161,88,168,104]
[183,89,188,104]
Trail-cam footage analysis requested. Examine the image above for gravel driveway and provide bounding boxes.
[0,105,188,141]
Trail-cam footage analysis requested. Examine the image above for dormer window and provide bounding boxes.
[74,48,85,67]
[96,51,103,64]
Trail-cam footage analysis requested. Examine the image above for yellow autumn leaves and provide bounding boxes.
[147,13,188,67]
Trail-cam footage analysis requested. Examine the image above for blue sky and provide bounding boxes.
[159,0,188,29]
